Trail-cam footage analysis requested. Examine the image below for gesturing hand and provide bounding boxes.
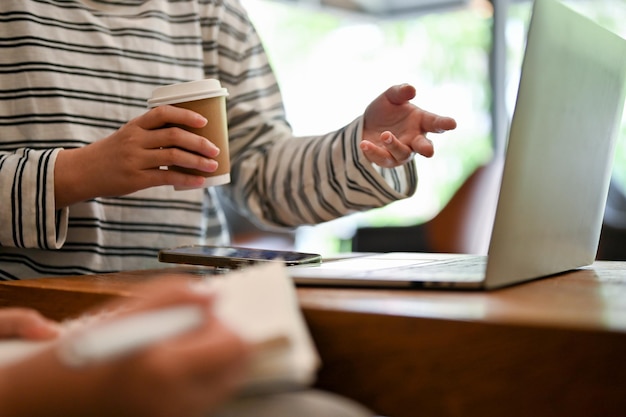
[54,105,222,208]
[360,84,457,168]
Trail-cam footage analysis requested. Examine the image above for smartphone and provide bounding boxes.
[158,245,322,268]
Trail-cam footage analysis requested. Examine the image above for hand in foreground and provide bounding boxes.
[0,277,250,417]
[0,308,60,340]
[54,105,220,208]
[360,84,457,168]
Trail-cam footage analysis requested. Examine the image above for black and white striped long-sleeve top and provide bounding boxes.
[0,0,417,279]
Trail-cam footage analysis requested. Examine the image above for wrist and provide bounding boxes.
[54,147,95,209]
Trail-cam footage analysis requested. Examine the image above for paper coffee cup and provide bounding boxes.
[148,79,230,189]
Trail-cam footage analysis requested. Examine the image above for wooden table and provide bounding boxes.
[1,261,625,417]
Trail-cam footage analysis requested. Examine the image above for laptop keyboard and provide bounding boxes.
[355,256,488,282]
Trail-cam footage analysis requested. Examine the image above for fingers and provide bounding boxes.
[181,319,250,380]
[362,83,457,168]
[360,131,421,168]
[147,146,219,173]
[157,170,210,189]
[380,131,416,161]
[137,105,208,131]
[383,83,457,134]
[135,317,249,416]
[0,308,60,340]
[147,126,220,156]
[105,105,225,190]
[134,106,221,161]
[141,314,250,391]
[409,135,435,158]
[421,111,457,134]
[133,106,223,174]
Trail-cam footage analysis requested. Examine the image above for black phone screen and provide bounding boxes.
[158,245,322,268]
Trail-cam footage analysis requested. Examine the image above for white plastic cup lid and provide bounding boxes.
[147,79,228,107]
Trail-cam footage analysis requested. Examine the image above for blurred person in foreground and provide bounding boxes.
[0,276,374,417]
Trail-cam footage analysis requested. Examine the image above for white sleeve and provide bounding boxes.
[0,148,68,249]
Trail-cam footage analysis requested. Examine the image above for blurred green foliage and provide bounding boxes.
[243,0,626,254]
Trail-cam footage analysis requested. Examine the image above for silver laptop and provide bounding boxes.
[289,0,626,290]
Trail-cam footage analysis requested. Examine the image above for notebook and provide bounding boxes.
[289,0,626,290]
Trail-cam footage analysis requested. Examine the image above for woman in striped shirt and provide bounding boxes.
[0,0,456,279]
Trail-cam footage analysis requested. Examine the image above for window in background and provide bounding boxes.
[241,0,626,256]
[242,0,494,255]
[550,2,626,190]
[503,0,626,236]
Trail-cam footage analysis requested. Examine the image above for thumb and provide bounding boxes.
[385,83,417,105]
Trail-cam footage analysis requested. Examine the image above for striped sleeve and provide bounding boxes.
[231,116,418,229]
[210,0,418,229]
[0,148,68,249]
